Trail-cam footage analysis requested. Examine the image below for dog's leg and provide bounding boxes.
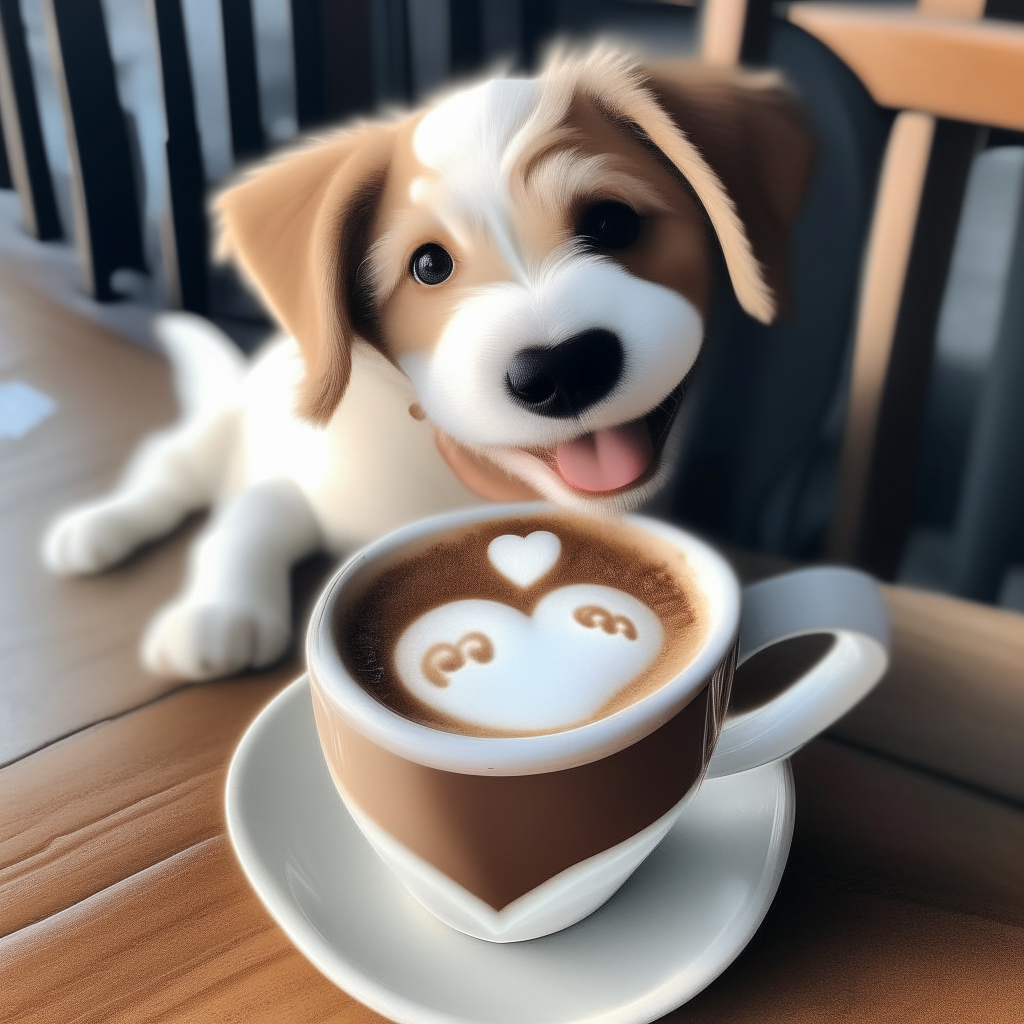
[141,478,322,680]
[42,410,237,575]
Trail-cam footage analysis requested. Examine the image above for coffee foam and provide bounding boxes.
[335,513,708,737]
[394,585,664,731]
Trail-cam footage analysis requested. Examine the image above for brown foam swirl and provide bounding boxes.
[573,604,638,640]
[422,632,494,687]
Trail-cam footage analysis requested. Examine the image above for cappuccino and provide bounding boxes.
[334,512,709,736]
[306,504,887,940]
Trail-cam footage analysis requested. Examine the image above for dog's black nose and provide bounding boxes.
[504,329,623,418]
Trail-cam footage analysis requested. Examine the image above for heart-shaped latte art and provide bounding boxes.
[394,584,663,731]
[487,531,561,588]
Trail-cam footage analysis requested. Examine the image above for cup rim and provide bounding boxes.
[307,502,740,776]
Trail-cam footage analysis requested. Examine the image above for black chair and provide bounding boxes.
[947,203,1024,603]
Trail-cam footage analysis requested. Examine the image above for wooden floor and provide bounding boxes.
[1,261,1023,1022]
[0,263,185,766]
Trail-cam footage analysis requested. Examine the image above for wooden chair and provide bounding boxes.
[785,1,1024,586]
[700,0,1024,584]
[694,0,1024,886]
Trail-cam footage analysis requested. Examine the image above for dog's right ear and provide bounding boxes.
[216,125,394,423]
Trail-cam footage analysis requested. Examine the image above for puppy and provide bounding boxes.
[42,46,813,680]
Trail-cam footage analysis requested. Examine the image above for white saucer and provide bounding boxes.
[226,677,795,1024]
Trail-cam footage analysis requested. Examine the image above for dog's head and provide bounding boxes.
[217,47,813,512]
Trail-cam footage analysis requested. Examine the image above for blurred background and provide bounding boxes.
[1,0,1022,613]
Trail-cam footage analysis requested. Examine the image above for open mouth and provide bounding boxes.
[529,381,686,495]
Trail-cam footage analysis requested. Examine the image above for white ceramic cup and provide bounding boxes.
[307,503,889,943]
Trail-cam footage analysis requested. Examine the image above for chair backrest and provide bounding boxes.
[670,0,1024,596]
[788,0,1024,578]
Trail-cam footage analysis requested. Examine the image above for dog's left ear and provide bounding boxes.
[216,125,395,423]
[565,51,813,322]
[640,61,815,321]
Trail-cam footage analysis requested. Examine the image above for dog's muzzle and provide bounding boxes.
[504,328,660,493]
[504,328,623,418]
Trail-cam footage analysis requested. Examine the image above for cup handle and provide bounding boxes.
[705,567,890,779]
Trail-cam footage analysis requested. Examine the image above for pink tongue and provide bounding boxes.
[554,420,654,493]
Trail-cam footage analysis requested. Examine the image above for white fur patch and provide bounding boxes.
[413,78,541,275]
[413,78,540,201]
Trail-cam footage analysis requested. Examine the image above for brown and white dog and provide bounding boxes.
[42,46,813,680]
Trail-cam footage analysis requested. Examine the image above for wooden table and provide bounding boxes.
[2,266,1022,1022]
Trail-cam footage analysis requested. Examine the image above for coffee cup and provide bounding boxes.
[307,503,888,943]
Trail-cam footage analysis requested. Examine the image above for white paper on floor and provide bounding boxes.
[0,380,57,439]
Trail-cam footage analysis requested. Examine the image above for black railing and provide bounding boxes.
[0,0,596,314]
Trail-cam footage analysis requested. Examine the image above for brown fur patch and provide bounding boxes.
[216,125,396,422]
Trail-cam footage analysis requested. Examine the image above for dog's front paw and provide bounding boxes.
[141,600,291,680]
[42,501,145,575]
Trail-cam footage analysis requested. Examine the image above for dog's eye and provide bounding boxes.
[410,243,454,286]
[576,202,640,250]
